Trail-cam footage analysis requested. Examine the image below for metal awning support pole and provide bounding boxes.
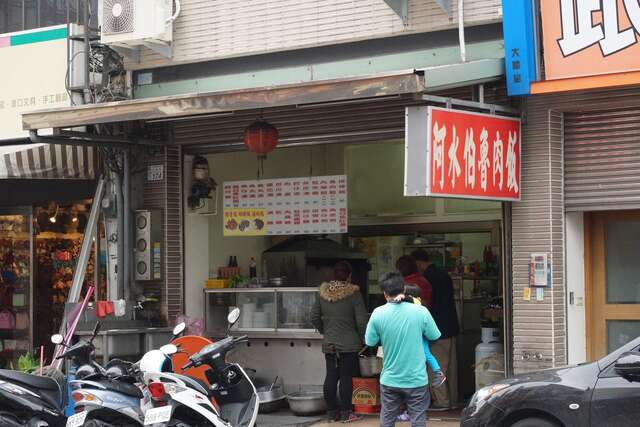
[68,176,106,303]
[52,176,106,360]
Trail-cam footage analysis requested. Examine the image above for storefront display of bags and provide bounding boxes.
[0,309,15,330]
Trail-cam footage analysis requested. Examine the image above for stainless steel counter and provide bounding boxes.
[204,287,321,339]
[75,327,173,360]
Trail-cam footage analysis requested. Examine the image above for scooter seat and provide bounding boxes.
[0,369,60,390]
[96,378,144,398]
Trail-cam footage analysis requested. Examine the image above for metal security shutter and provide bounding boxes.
[565,107,640,211]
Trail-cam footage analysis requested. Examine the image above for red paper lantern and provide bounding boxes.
[244,120,279,157]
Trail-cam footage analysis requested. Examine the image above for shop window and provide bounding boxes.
[39,0,66,27]
[607,320,640,354]
[24,0,38,29]
[0,0,24,34]
[0,0,77,34]
[604,221,640,304]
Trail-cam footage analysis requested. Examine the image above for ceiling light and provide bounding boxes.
[49,204,59,223]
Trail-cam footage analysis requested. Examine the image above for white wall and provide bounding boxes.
[566,212,587,365]
[183,155,212,318]
[131,0,502,70]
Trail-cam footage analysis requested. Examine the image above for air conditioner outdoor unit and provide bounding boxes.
[99,0,173,49]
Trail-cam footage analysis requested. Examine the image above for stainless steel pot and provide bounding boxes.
[258,386,287,413]
[359,355,383,377]
[287,391,327,416]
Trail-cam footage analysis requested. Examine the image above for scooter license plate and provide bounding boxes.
[144,406,172,425]
[66,411,87,427]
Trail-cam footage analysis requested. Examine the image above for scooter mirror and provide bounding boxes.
[228,308,241,326]
[51,334,64,345]
[173,322,186,337]
[160,344,178,355]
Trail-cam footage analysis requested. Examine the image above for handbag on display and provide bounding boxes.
[15,311,29,330]
[0,310,15,330]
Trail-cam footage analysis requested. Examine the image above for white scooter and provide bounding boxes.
[140,308,259,427]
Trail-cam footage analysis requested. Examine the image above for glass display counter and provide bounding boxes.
[203,287,320,338]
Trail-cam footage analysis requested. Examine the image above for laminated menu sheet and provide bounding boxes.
[223,175,348,236]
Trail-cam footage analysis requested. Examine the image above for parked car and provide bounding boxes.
[461,337,640,427]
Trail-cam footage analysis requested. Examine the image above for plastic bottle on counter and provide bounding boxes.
[249,258,257,278]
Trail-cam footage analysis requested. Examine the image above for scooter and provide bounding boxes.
[70,322,191,426]
[141,309,259,427]
[0,366,66,427]
[0,322,103,427]
[63,322,151,427]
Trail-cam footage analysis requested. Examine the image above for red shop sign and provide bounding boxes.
[427,107,521,201]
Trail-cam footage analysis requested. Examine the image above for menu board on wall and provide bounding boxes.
[223,175,348,236]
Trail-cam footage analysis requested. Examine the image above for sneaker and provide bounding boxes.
[396,411,410,421]
[431,370,447,388]
[341,412,363,423]
[326,410,339,423]
[428,404,451,412]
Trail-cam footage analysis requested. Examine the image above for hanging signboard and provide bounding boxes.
[540,0,640,80]
[0,25,70,140]
[405,106,521,201]
[223,175,348,236]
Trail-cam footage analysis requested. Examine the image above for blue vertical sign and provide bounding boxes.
[502,0,538,96]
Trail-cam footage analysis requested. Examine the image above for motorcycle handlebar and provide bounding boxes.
[182,359,195,371]
[181,335,247,371]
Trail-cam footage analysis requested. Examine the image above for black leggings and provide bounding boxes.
[323,352,359,413]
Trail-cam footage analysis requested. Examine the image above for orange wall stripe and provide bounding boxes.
[530,71,640,94]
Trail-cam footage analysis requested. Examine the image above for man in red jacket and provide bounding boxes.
[396,255,433,309]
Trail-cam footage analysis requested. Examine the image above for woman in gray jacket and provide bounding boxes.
[311,261,368,423]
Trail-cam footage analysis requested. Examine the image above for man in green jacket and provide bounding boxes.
[366,272,441,427]
[311,261,368,423]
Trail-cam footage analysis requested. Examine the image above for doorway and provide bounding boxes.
[586,211,640,360]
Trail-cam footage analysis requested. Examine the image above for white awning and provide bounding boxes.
[0,143,98,179]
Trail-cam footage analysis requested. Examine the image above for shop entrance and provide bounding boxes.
[349,221,505,406]
[586,210,640,360]
[196,140,508,415]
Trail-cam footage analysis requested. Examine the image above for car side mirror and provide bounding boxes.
[615,351,640,381]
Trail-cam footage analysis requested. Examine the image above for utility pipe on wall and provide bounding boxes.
[458,0,466,62]
[123,148,132,301]
[114,170,125,300]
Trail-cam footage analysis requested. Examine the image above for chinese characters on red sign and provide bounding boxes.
[428,107,521,201]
